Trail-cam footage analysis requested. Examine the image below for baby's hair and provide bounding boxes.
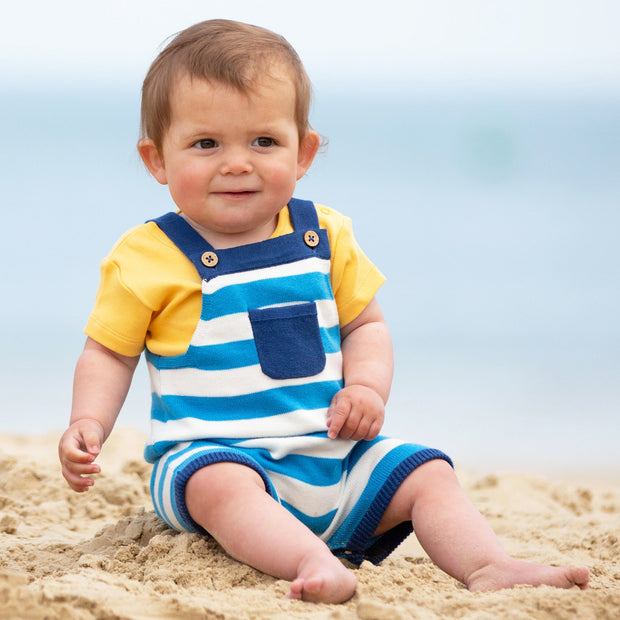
[140,19,313,151]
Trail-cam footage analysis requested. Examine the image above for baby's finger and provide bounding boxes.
[81,428,102,456]
[327,398,351,439]
[61,467,96,492]
[366,419,382,441]
[65,461,101,476]
[61,439,97,464]
[339,411,362,440]
[351,417,371,441]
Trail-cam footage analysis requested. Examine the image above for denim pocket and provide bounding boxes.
[248,302,327,379]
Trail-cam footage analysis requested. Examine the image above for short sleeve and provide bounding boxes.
[84,223,203,357]
[85,256,154,357]
[316,205,386,327]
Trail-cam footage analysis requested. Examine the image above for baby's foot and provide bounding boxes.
[466,557,589,592]
[287,551,357,603]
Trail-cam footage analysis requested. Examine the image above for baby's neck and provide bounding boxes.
[179,212,280,249]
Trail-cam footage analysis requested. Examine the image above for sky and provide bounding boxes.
[3,0,620,94]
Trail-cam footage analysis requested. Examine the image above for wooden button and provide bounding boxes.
[201,251,218,267]
[304,230,319,248]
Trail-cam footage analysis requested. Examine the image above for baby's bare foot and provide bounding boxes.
[287,551,357,603]
[467,558,589,592]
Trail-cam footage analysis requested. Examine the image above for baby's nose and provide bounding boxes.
[220,148,253,175]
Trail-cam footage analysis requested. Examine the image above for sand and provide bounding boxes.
[1,428,619,620]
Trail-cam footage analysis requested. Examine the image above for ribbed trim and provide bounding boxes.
[333,449,453,565]
[172,451,277,533]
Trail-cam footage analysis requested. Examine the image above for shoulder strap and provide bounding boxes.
[148,201,328,281]
[287,197,319,231]
[147,212,215,274]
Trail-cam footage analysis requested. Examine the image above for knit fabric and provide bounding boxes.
[146,198,452,564]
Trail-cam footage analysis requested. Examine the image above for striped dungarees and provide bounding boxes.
[146,198,451,564]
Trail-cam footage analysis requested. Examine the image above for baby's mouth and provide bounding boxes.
[214,190,257,200]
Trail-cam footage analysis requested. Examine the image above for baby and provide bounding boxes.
[59,19,589,603]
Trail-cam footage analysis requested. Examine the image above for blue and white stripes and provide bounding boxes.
[143,199,452,562]
[144,244,344,461]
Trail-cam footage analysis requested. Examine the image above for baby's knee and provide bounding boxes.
[414,458,459,493]
[376,459,455,533]
[416,458,456,482]
[185,462,266,510]
[400,458,458,503]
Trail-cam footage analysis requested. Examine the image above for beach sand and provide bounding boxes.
[1,428,619,619]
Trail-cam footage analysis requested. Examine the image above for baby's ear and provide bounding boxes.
[138,139,168,185]
[296,130,320,180]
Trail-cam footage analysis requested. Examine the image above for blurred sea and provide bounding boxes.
[1,84,618,477]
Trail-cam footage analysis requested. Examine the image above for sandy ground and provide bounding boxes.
[1,428,619,619]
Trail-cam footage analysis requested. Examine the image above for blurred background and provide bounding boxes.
[1,0,618,478]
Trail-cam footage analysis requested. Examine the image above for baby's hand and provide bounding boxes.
[326,385,385,441]
[58,419,105,492]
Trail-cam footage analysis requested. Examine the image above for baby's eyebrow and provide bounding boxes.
[184,128,219,140]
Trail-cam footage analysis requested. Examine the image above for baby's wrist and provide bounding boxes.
[69,417,105,434]
[343,383,386,404]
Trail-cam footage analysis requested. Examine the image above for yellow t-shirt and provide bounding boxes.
[85,203,385,357]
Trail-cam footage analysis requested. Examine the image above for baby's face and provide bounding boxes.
[141,71,317,248]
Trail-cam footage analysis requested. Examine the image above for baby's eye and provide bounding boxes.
[253,137,276,148]
[194,139,217,149]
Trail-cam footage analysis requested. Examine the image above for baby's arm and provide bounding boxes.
[326,297,393,440]
[59,337,140,492]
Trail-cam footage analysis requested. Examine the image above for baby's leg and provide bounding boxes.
[185,462,357,603]
[376,459,589,591]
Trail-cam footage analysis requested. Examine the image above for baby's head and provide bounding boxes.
[140,19,313,153]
